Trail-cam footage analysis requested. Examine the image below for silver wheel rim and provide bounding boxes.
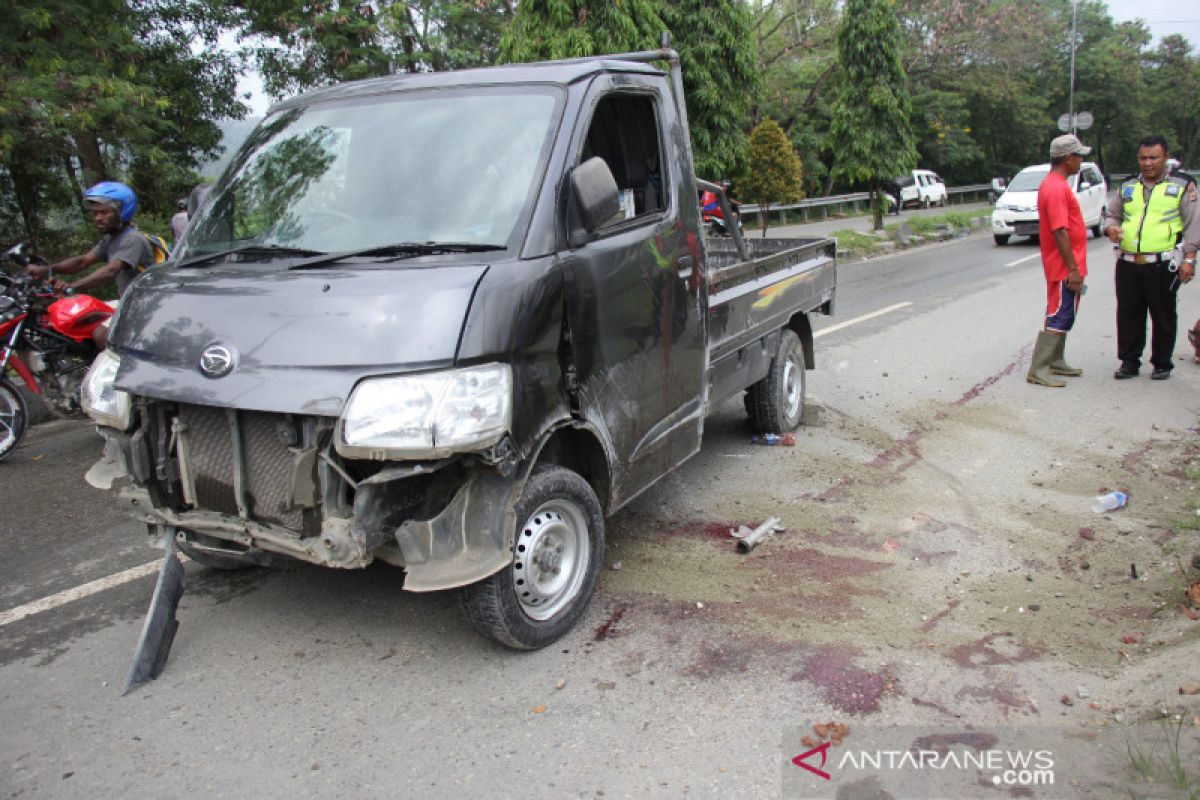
[0,386,20,453]
[512,499,589,621]
[783,354,802,421]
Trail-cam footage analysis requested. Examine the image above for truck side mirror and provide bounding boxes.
[570,157,620,236]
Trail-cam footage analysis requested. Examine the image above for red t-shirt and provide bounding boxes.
[1037,171,1088,281]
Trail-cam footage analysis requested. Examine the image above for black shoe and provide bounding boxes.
[1113,363,1139,380]
[1151,367,1172,380]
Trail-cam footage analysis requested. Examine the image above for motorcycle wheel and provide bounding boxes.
[0,378,29,462]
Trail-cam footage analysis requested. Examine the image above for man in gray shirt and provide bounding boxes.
[171,199,188,244]
[28,181,153,347]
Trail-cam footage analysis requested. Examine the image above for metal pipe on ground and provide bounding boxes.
[736,517,780,554]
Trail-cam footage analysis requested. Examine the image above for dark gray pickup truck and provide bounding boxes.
[82,47,836,652]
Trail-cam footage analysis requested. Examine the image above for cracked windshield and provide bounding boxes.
[180,90,559,260]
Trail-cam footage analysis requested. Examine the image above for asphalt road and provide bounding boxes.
[3,228,1200,799]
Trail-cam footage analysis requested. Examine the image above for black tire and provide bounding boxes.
[0,378,29,463]
[993,234,1010,246]
[921,196,931,209]
[745,328,806,433]
[459,465,605,650]
[1092,208,1105,238]
[175,535,263,571]
[938,195,947,207]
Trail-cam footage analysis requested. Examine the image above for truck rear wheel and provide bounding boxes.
[745,328,806,433]
[459,465,604,650]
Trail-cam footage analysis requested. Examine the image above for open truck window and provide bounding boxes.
[581,94,666,223]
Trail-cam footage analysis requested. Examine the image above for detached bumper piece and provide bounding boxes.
[123,528,186,695]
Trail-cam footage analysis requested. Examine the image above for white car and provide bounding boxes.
[891,169,947,209]
[991,162,1107,245]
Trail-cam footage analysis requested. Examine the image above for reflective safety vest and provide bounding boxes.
[1120,176,1187,253]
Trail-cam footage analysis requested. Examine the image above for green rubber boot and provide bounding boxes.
[1048,333,1082,376]
[1027,331,1067,387]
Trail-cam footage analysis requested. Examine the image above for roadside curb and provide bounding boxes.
[836,214,992,264]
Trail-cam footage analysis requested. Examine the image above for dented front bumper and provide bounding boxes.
[88,402,521,591]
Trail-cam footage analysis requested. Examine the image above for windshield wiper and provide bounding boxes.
[178,244,326,268]
[287,242,505,270]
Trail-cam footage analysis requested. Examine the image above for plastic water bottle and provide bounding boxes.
[1090,491,1128,513]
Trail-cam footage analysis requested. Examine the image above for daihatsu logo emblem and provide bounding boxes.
[199,344,236,378]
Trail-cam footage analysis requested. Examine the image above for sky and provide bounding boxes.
[1104,0,1200,48]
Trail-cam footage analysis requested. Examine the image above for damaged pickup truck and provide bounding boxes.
[82,46,836,655]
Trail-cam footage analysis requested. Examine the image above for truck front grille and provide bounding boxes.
[178,404,317,535]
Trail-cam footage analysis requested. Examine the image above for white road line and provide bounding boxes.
[0,559,162,627]
[814,302,912,338]
[1004,253,1040,268]
[1006,238,1117,268]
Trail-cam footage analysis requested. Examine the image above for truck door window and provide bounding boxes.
[581,94,666,223]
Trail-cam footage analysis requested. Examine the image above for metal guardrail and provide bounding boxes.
[739,183,992,225]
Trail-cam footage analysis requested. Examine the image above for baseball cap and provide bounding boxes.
[1050,134,1092,159]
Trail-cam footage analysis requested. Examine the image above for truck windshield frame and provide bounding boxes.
[178,86,565,264]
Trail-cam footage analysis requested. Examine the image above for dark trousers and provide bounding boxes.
[1115,258,1180,370]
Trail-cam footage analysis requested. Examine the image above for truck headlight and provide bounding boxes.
[336,363,512,457]
[81,349,132,430]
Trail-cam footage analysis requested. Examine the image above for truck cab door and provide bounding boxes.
[559,75,706,509]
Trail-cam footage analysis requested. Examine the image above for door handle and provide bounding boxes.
[677,256,694,280]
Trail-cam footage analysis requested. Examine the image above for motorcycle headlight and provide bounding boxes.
[81,349,132,431]
[336,363,512,458]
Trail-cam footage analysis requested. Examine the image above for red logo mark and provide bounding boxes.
[791,740,832,780]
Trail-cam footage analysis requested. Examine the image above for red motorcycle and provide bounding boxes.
[0,243,114,461]
[700,189,742,237]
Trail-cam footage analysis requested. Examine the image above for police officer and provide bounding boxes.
[1104,136,1200,380]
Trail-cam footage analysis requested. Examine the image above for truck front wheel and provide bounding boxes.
[745,328,806,433]
[459,465,605,650]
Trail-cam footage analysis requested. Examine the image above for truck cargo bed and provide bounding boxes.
[705,236,836,365]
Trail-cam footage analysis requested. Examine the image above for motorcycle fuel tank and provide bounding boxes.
[110,263,489,416]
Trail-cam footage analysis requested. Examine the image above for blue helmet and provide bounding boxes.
[83,181,138,224]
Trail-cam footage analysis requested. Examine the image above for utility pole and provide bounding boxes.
[1068,0,1078,135]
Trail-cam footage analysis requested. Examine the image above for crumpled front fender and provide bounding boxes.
[395,467,523,592]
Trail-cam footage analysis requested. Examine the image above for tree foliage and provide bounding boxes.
[829,0,915,230]
[499,0,665,61]
[741,117,803,237]
[235,1,516,98]
[501,0,759,181]
[659,0,760,179]
[0,0,244,245]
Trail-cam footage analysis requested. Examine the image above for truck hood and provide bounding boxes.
[111,264,488,415]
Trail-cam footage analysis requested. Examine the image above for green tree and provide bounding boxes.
[740,117,803,237]
[660,0,760,179]
[501,0,759,181]
[499,0,665,61]
[828,0,915,231]
[1148,34,1200,168]
[236,2,516,98]
[751,0,839,195]
[0,0,244,244]
[894,0,1053,182]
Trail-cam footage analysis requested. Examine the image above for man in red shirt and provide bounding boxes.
[1026,134,1091,387]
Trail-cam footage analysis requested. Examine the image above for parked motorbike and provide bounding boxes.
[700,189,742,237]
[0,243,114,461]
